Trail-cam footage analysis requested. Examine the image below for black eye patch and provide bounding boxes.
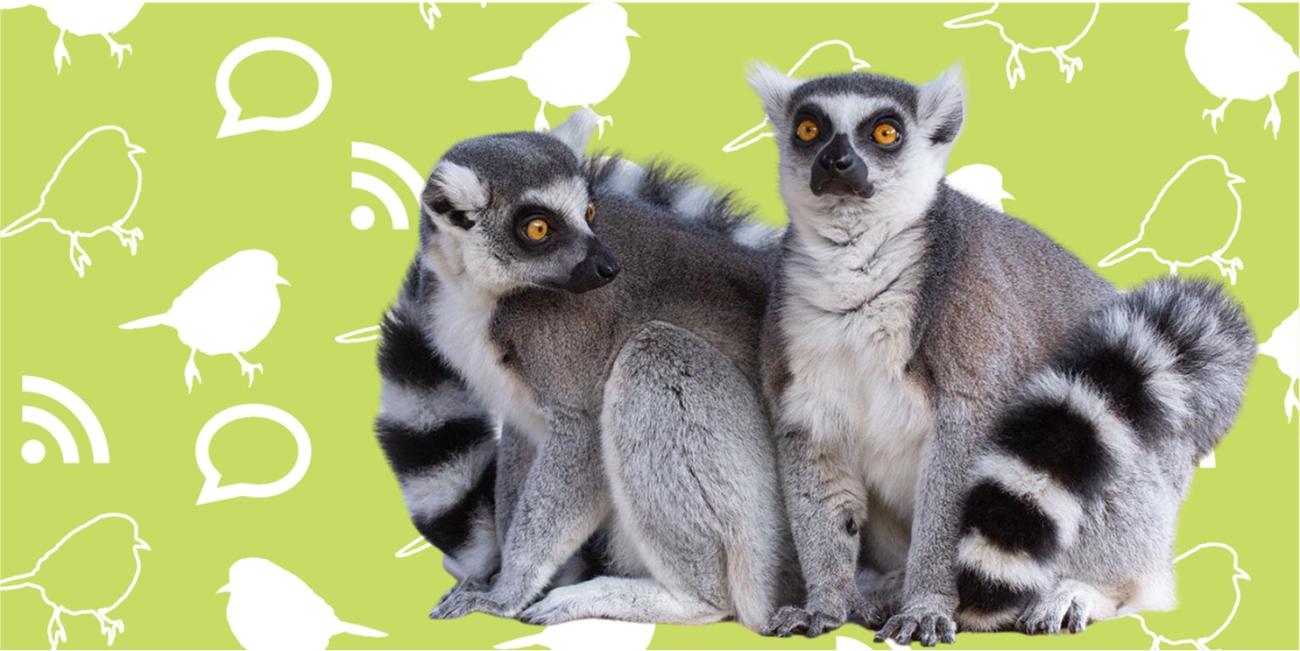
[791,104,832,146]
[425,196,474,230]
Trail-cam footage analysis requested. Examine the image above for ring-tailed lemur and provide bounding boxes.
[375,110,793,629]
[746,64,1254,645]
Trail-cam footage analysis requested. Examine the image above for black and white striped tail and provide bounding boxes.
[955,278,1254,630]
[375,261,500,582]
[585,155,783,253]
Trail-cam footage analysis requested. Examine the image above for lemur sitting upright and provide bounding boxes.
[746,63,1254,645]
[373,110,795,630]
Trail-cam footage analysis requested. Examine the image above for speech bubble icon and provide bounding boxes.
[196,403,312,505]
[215,37,332,138]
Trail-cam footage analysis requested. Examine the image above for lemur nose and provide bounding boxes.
[818,152,856,173]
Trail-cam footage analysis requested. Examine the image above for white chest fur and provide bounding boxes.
[777,214,935,522]
[428,279,550,443]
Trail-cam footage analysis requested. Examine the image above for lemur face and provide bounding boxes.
[419,112,620,295]
[748,64,965,219]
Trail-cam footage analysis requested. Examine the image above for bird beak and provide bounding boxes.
[1175,20,1189,31]
[135,538,152,552]
[626,27,640,38]
[276,275,290,286]
[1236,568,1252,581]
[1001,190,1015,201]
[217,582,230,594]
[1228,174,1246,186]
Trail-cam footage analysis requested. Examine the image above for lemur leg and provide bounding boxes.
[495,425,588,589]
[878,398,985,647]
[1016,579,1104,635]
[429,410,609,620]
[530,321,785,630]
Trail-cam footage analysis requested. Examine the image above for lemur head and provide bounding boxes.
[747,63,965,223]
[420,110,621,295]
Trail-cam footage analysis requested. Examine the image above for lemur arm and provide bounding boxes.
[877,396,986,646]
[429,410,610,620]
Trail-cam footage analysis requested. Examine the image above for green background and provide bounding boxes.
[1,3,1296,649]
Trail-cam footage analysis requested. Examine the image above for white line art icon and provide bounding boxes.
[1099,155,1245,284]
[1179,0,1298,139]
[0,513,149,650]
[350,142,423,230]
[216,37,332,138]
[946,164,1014,211]
[120,250,288,392]
[724,39,870,153]
[335,325,380,344]
[469,2,637,137]
[220,557,386,650]
[1128,542,1249,651]
[944,2,1100,89]
[0,125,144,277]
[2,1,144,72]
[394,535,430,559]
[17,375,109,465]
[1259,308,1299,423]
[496,619,655,651]
[835,634,908,651]
[418,1,486,30]
[196,404,312,505]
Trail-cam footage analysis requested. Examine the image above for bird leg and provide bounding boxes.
[582,105,614,139]
[1264,93,1282,139]
[533,100,550,132]
[185,348,202,393]
[233,352,263,387]
[103,34,133,68]
[93,610,125,645]
[1004,43,1026,89]
[111,223,144,255]
[46,608,68,650]
[53,30,70,73]
[1284,378,1298,424]
[419,1,441,29]
[1202,98,1231,133]
[1211,254,1244,284]
[1051,47,1084,83]
[67,234,92,278]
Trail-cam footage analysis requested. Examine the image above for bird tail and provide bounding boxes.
[374,259,500,583]
[119,313,170,330]
[494,633,544,650]
[1097,237,1142,268]
[338,621,387,639]
[0,210,40,238]
[0,570,36,591]
[954,278,1254,631]
[468,64,519,82]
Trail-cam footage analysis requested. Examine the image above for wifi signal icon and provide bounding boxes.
[17,375,109,465]
[350,141,426,230]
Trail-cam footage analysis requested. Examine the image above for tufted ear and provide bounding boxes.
[917,64,965,147]
[422,160,487,230]
[747,61,801,122]
[550,109,597,157]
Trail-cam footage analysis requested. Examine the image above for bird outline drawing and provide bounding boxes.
[468,2,637,137]
[0,125,144,277]
[220,557,386,651]
[0,513,149,650]
[723,39,871,153]
[1179,0,1299,139]
[495,619,656,651]
[1258,308,1299,423]
[1127,542,1250,651]
[334,325,380,344]
[0,0,143,72]
[943,2,1100,89]
[945,164,1015,212]
[1098,155,1245,284]
[119,250,288,392]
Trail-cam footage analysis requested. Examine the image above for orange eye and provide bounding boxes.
[796,119,820,142]
[585,203,596,224]
[872,122,899,146]
[524,218,550,241]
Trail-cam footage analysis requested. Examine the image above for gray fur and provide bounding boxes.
[747,64,1254,644]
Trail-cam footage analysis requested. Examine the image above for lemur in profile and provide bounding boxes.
[373,110,793,629]
[746,64,1254,645]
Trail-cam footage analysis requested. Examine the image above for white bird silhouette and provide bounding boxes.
[0,513,149,651]
[946,164,1015,211]
[0,125,144,277]
[1259,308,1299,422]
[1099,155,1245,284]
[496,619,655,651]
[120,250,288,392]
[1128,542,1250,651]
[469,2,637,136]
[1179,0,1299,138]
[219,558,386,651]
[1,0,145,72]
[944,2,1099,89]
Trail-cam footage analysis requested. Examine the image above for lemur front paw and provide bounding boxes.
[429,584,523,620]
[875,607,957,647]
[762,588,868,637]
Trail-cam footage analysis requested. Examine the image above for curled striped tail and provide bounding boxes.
[956,278,1254,630]
[374,260,500,582]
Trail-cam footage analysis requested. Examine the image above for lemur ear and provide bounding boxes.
[917,64,965,146]
[747,61,800,121]
[423,160,487,230]
[550,109,597,157]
